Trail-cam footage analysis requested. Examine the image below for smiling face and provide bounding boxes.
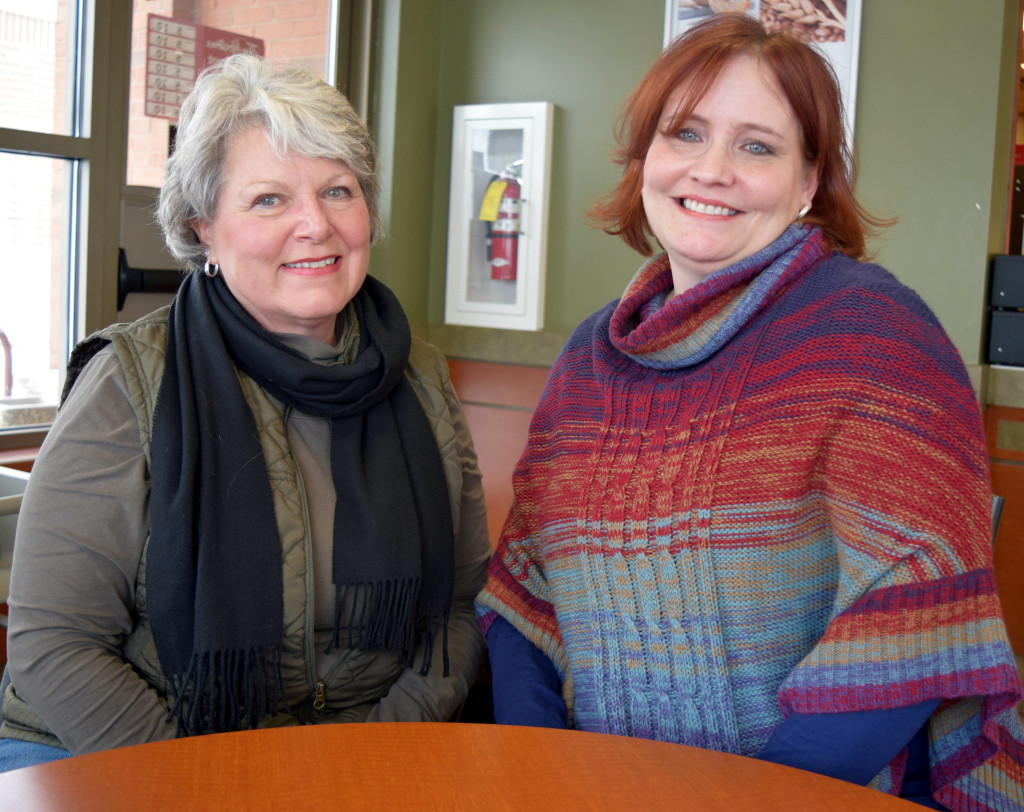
[195,126,371,343]
[641,55,818,296]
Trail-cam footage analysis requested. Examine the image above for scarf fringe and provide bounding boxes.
[328,579,450,676]
[419,608,451,678]
[166,647,285,737]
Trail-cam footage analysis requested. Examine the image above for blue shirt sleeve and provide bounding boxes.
[756,698,941,786]
[486,615,568,729]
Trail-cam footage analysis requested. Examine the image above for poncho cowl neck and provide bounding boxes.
[609,224,824,370]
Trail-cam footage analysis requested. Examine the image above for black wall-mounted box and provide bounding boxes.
[989,253,1024,365]
[989,310,1024,366]
[991,254,1024,308]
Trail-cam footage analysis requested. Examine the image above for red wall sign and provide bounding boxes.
[145,14,265,121]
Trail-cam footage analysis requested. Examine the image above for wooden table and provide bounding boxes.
[0,722,919,811]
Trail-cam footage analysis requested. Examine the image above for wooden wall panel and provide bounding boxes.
[447,359,550,412]
[992,461,1024,653]
[986,405,1024,653]
[460,404,531,547]
[988,403,1024,653]
[448,359,549,547]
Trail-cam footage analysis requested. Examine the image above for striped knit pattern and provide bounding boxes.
[477,225,1024,810]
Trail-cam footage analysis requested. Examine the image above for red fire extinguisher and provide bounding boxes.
[483,175,521,281]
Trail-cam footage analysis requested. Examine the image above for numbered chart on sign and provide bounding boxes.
[146,17,198,119]
[144,15,264,122]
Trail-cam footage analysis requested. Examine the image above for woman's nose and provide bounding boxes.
[689,141,733,185]
[294,198,332,240]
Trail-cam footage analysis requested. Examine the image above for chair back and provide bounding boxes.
[992,494,1005,547]
[0,467,29,608]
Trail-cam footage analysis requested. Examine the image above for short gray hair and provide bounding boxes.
[157,53,382,271]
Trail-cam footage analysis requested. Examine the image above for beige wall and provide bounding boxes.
[371,0,662,362]
[855,0,1019,367]
[372,0,1021,368]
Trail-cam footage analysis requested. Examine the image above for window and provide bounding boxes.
[0,0,129,446]
[0,0,374,449]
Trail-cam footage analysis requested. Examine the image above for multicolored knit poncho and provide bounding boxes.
[477,225,1024,810]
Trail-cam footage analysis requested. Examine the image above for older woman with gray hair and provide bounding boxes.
[0,53,490,769]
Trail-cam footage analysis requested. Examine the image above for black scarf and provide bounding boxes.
[143,272,454,736]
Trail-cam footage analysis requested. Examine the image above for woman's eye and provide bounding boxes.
[254,194,279,207]
[325,186,352,200]
[744,141,775,156]
[676,129,700,143]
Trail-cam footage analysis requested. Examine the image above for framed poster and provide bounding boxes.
[663,1,861,135]
[444,102,554,331]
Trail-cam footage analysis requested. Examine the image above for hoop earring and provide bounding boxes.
[202,248,219,277]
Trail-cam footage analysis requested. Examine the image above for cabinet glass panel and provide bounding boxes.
[445,103,553,332]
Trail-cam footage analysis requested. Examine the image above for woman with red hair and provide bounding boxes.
[477,13,1024,810]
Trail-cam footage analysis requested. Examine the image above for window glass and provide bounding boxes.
[0,153,73,428]
[0,0,75,136]
[126,0,334,188]
[0,0,80,431]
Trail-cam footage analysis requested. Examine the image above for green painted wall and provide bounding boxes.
[372,0,1021,367]
[855,0,1018,366]
[371,0,663,361]
[425,0,666,339]
[366,0,444,313]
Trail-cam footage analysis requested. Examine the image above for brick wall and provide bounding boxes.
[127,0,333,188]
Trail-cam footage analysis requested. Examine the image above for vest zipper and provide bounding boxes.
[284,406,321,713]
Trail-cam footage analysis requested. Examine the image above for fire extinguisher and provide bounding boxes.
[481,174,521,281]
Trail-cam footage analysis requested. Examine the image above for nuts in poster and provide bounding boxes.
[760,0,847,43]
[708,0,751,12]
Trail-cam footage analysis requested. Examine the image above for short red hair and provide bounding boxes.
[588,13,887,261]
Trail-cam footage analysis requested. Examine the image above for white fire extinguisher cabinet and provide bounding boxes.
[444,102,554,331]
